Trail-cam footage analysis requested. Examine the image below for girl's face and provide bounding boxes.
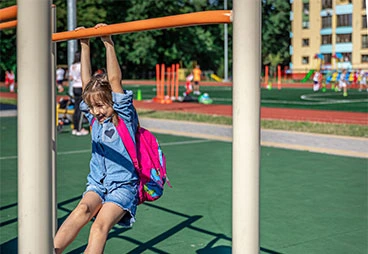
[88,96,114,123]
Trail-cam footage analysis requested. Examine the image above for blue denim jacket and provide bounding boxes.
[80,90,139,193]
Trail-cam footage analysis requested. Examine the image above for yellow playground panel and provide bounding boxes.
[56,103,74,131]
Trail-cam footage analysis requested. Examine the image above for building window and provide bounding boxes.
[337,14,352,27]
[302,56,309,64]
[342,53,352,62]
[322,16,332,28]
[362,55,368,63]
[321,35,332,44]
[363,35,368,48]
[363,0,366,9]
[336,34,352,43]
[302,38,310,46]
[363,15,367,28]
[302,2,310,29]
[322,54,332,64]
[322,0,332,9]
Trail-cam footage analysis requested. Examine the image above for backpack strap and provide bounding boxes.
[115,117,139,170]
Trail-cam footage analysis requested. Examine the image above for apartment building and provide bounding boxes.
[290,0,367,74]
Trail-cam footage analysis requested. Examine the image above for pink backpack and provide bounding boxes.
[92,117,171,204]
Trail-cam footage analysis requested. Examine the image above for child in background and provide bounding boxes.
[56,66,65,93]
[5,69,15,93]
[338,69,348,97]
[192,64,202,95]
[184,73,193,96]
[312,70,322,92]
[358,69,367,92]
[54,24,139,253]
[330,70,338,90]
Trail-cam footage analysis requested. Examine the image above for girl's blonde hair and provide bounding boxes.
[82,74,119,126]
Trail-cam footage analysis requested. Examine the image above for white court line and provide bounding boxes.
[161,139,213,146]
[0,155,17,160]
[0,139,211,160]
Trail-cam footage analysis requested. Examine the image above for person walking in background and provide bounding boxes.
[5,69,15,93]
[330,70,338,90]
[54,24,140,253]
[56,66,65,93]
[312,70,322,92]
[358,69,367,92]
[69,51,89,136]
[192,64,202,95]
[338,69,348,97]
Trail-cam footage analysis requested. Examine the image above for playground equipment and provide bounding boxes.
[301,69,315,82]
[1,2,261,253]
[0,5,17,29]
[154,63,180,103]
[263,65,283,89]
[210,73,223,82]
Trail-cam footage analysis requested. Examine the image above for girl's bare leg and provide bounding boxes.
[54,192,102,254]
[84,203,126,254]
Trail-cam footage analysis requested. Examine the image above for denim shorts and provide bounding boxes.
[84,183,138,227]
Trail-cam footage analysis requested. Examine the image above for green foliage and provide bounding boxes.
[0,0,17,78]
[264,53,283,77]
[262,0,291,67]
[0,0,290,80]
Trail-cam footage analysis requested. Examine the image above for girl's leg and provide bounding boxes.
[54,192,102,254]
[84,203,126,254]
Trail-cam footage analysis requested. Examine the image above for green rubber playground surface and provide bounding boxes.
[1,117,367,253]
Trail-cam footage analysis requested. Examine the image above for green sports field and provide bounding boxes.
[1,117,367,253]
[1,85,367,112]
[124,85,368,112]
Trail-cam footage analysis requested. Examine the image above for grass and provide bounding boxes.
[0,98,16,105]
[137,109,368,138]
[1,97,366,137]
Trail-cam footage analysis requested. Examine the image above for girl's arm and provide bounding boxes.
[76,27,91,91]
[95,23,123,93]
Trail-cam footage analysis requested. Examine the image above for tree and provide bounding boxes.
[264,53,282,78]
[262,0,291,68]
[1,1,292,80]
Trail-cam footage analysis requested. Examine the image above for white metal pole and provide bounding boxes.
[232,0,261,253]
[67,0,77,68]
[17,0,53,253]
[51,4,58,236]
[67,0,77,96]
[224,0,229,81]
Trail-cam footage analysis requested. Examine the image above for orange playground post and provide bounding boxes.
[277,65,281,90]
[155,64,160,97]
[160,64,165,99]
[166,67,171,98]
[154,63,181,103]
[264,65,269,88]
[175,63,179,99]
[170,64,175,99]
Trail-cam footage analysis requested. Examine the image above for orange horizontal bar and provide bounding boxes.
[0,5,17,22]
[53,10,232,42]
[0,20,17,30]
